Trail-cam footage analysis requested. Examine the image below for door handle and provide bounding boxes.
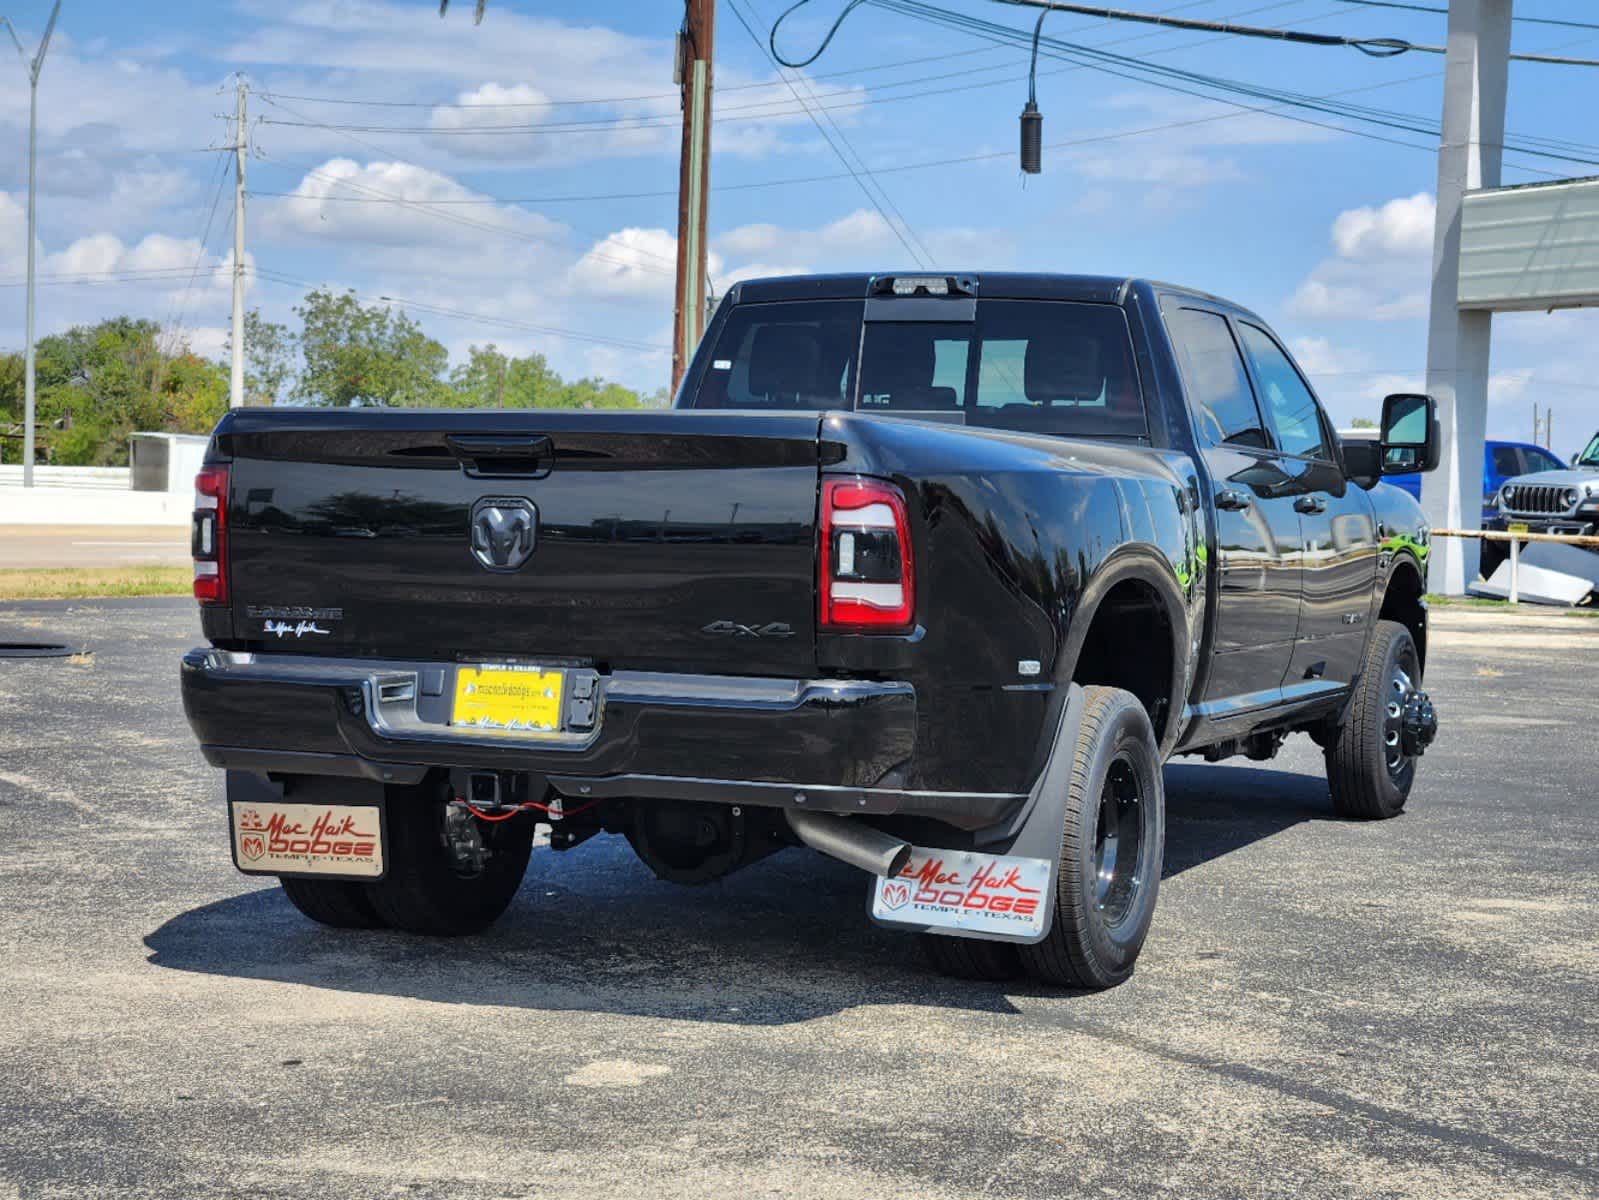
[1216,489,1252,511]
[1294,495,1329,515]
[445,434,554,478]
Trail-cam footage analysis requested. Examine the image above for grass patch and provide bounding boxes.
[1425,592,1599,617]
[1425,593,1513,609]
[0,566,192,601]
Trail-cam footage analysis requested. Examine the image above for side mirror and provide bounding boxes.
[1379,393,1439,475]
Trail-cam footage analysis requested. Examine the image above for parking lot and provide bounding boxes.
[1,597,1595,1199]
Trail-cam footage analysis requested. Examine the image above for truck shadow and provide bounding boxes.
[143,763,1335,1025]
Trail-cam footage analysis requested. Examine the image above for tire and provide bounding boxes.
[279,875,387,929]
[1325,619,1425,821]
[1019,686,1165,990]
[920,932,1023,981]
[363,781,535,936]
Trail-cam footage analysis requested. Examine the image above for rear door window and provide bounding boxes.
[1166,308,1270,450]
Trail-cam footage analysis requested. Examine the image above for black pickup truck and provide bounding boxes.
[181,273,1440,989]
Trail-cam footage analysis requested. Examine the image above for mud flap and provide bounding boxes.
[226,770,389,882]
[869,683,1086,945]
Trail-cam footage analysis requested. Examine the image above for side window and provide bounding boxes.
[1524,447,1563,474]
[1491,446,1522,478]
[1236,323,1330,461]
[1166,308,1269,450]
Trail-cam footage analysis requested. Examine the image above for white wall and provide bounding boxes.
[0,465,129,490]
[0,485,191,526]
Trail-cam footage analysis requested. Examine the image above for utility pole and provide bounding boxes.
[3,1,61,487]
[229,78,248,409]
[671,0,714,397]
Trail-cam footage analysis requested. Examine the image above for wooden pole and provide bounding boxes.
[671,0,715,399]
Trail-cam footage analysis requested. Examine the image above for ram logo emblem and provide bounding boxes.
[470,497,539,572]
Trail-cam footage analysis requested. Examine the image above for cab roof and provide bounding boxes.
[728,271,1243,313]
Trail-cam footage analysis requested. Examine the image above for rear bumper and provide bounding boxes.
[181,649,1024,828]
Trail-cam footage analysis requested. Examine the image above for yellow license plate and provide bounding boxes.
[1508,522,1529,535]
[451,665,565,733]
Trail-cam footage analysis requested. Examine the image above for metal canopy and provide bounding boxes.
[1459,176,1599,312]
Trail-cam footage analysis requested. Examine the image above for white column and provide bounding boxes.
[1421,0,1512,594]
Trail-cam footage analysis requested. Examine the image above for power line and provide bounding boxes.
[773,0,1599,68]
[244,57,1582,218]
[246,268,670,354]
[0,266,234,287]
[871,0,1599,171]
[249,0,1226,118]
[249,8,1599,172]
[248,2,1308,136]
[161,142,236,357]
[255,94,680,275]
[1331,0,1599,33]
[729,0,935,266]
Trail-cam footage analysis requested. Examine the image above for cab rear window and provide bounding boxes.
[689,300,862,410]
[685,297,1146,440]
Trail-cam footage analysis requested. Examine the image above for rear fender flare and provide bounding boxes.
[1052,544,1192,757]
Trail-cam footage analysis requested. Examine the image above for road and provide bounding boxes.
[0,598,1595,1199]
[0,525,190,569]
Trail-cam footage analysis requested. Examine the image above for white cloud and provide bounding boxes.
[1287,193,1435,321]
[1074,150,1243,189]
[227,4,832,168]
[0,192,36,278]
[568,227,708,301]
[263,158,566,251]
[1288,335,1369,378]
[714,209,1009,278]
[179,325,231,360]
[1330,193,1436,260]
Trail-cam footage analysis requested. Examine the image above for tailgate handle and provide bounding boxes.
[445,434,554,478]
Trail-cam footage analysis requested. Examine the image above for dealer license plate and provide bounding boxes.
[871,847,1052,937]
[231,801,384,878]
[451,664,565,733]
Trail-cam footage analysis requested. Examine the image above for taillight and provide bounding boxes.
[818,477,915,632]
[192,465,228,605]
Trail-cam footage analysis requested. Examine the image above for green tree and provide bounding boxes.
[0,352,22,465]
[294,289,449,407]
[1350,417,1377,430]
[224,309,298,406]
[448,343,564,408]
[1,320,230,465]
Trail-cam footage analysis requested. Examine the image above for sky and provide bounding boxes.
[0,0,1596,449]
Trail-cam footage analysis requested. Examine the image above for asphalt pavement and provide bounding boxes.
[0,598,1595,1199]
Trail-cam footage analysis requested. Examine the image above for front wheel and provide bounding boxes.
[1019,686,1165,990]
[1324,619,1436,820]
[363,780,535,936]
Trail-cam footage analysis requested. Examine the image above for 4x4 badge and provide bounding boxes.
[470,497,538,572]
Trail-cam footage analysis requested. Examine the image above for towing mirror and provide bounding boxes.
[1379,393,1440,475]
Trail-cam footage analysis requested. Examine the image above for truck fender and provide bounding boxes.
[1052,546,1193,756]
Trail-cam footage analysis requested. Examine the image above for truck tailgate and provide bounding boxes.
[218,410,823,675]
